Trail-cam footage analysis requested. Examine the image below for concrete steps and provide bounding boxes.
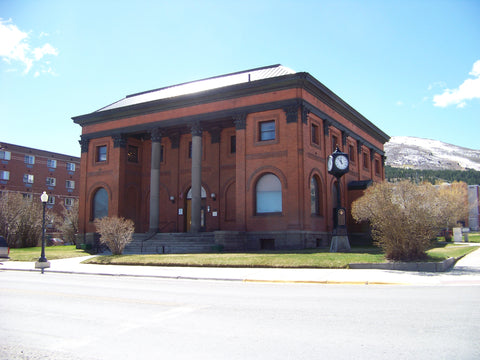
[124,233,218,254]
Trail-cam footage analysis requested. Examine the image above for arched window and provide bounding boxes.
[256,173,282,214]
[310,176,320,215]
[93,188,108,219]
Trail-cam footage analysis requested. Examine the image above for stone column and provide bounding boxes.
[190,122,202,233]
[149,129,162,233]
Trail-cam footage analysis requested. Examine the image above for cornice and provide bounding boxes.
[74,72,389,152]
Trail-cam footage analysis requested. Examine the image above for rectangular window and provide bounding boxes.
[47,196,55,205]
[311,124,319,145]
[23,174,34,184]
[46,177,56,186]
[375,159,381,175]
[96,145,107,162]
[0,151,11,160]
[127,145,139,163]
[332,136,338,152]
[65,198,74,207]
[47,159,57,168]
[259,120,276,141]
[349,145,355,162]
[0,171,9,180]
[66,162,76,171]
[66,180,75,189]
[363,152,369,169]
[230,135,236,154]
[24,155,35,165]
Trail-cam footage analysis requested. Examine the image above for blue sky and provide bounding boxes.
[1,0,479,157]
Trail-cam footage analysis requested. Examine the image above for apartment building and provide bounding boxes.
[0,142,80,215]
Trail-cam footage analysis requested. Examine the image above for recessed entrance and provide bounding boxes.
[185,186,207,232]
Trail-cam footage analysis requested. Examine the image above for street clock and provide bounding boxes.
[327,146,350,177]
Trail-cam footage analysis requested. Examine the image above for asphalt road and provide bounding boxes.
[1,271,479,360]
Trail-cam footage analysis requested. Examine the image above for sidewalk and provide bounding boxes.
[1,244,480,286]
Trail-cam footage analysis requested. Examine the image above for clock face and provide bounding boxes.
[335,155,349,170]
[327,156,333,171]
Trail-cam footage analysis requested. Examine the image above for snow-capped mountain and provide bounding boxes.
[384,136,480,171]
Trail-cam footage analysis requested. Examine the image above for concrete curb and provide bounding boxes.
[349,257,456,272]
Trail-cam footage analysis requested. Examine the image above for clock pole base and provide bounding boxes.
[330,235,351,253]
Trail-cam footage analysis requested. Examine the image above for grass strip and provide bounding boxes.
[8,243,477,269]
[84,245,477,268]
[84,250,386,269]
[8,245,91,262]
[426,244,477,262]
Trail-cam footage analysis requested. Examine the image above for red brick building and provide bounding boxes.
[0,142,80,215]
[73,65,389,251]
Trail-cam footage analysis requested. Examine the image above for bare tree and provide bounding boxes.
[94,216,134,255]
[352,181,449,261]
[56,199,79,245]
[436,182,469,234]
[0,192,44,248]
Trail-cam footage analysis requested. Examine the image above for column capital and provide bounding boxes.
[301,105,310,124]
[151,128,163,142]
[190,121,202,136]
[79,137,89,153]
[112,134,126,148]
[323,119,331,137]
[233,112,247,130]
[357,140,363,154]
[283,102,300,123]
[342,131,348,146]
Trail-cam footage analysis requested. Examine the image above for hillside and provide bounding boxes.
[384,136,480,184]
[385,136,480,171]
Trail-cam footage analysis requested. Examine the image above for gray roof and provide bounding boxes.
[98,64,295,112]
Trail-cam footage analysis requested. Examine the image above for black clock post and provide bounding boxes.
[327,146,351,252]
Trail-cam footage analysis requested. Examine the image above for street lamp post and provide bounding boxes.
[35,191,50,273]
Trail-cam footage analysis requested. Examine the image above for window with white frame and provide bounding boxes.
[66,180,75,189]
[256,173,282,214]
[47,159,57,168]
[0,151,11,160]
[24,155,35,165]
[65,198,74,207]
[23,174,34,184]
[46,177,56,186]
[66,162,76,171]
[0,171,9,180]
[47,196,55,205]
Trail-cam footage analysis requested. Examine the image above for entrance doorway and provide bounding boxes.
[185,186,207,232]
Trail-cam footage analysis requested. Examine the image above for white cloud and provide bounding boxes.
[32,43,58,60]
[433,60,480,108]
[0,18,58,76]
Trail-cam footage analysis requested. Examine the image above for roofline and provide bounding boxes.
[127,64,284,99]
[0,141,80,161]
[73,71,389,144]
